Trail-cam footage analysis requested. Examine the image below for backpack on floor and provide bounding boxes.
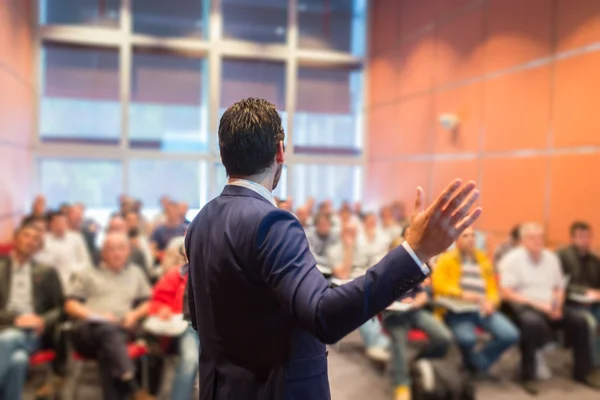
[410,359,475,400]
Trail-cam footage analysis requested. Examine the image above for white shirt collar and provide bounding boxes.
[227,178,277,207]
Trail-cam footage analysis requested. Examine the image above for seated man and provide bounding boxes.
[433,227,519,379]
[149,261,199,400]
[500,223,600,393]
[65,232,153,400]
[359,213,392,266]
[306,212,338,271]
[328,222,390,362]
[150,203,188,260]
[558,221,600,367]
[0,222,64,399]
[382,237,452,400]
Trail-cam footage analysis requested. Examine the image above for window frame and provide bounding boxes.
[34,0,368,213]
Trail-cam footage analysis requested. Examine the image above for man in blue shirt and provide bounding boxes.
[185,98,482,400]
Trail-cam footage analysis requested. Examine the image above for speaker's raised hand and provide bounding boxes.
[406,179,482,263]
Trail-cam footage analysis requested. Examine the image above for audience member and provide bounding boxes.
[148,262,199,400]
[558,221,600,367]
[0,222,64,400]
[124,210,154,271]
[278,199,292,212]
[178,202,191,225]
[359,212,392,265]
[380,206,402,242]
[493,224,521,267]
[294,205,310,228]
[36,211,92,288]
[68,203,100,260]
[106,215,151,281]
[306,213,338,269]
[433,227,519,379]
[382,237,452,400]
[391,201,408,227]
[329,222,389,362]
[27,195,47,219]
[161,238,187,275]
[500,223,600,393]
[150,203,187,258]
[65,232,153,400]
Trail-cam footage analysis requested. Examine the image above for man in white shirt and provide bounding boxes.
[359,213,392,266]
[328,222,390,362]
[500,223,600,393]
[36,211,92,288]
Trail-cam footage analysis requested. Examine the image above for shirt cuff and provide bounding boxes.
[401,241,430,275]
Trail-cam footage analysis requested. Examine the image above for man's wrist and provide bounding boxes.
[401,241,430,275]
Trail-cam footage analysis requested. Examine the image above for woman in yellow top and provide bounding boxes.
[432,227,519,378]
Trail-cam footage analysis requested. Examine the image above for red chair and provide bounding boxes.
[69,342,149,399]
[0,243,13,256]
[29,350,56,384]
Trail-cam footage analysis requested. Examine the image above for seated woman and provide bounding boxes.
[381,234,453,400]
[148,248,199,400]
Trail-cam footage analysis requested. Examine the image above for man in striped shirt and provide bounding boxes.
[432,227,519,379]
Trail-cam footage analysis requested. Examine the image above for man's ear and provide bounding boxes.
[276,140,285,164]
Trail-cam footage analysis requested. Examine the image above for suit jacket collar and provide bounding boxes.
[221,184,276,207]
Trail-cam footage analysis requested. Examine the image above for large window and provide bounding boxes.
[128,159,207,212]
[294,67,363,155]
[222,0,288,43]
[40,45,120,144]
[37,1,366,218]
[132,0,208,38]
[298,0,367,55]
[38,159,122,208]
[292,163,362,208]
[130,51,209,151]
[40,0,121,27]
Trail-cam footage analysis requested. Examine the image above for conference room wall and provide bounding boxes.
[0,0,35,241]
[365,0,600,250]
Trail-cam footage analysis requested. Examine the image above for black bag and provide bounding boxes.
[411,359,475,400]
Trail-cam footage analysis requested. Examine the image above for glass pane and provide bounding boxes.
[38,158,122,208]
[133,0,207,38]
[40,44,120,144]
[292,163,361,208]
[219,59,287,152]
[222,0,288,43]
[40,0,120,27]
[129,52,208,152]
[212,164,288,200]
[298,0,366,55]
[128,160,207,211]
[294,67,363,155]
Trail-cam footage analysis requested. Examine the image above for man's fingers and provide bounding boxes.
[429,179,462,214]
[442,181,477,216]
[455,208,483,234]
[449,189,480,226]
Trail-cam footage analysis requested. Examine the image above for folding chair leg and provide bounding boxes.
[67,361,84,400]
[141,356,149,391]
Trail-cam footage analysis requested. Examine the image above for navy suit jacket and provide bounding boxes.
[185,185,427,400]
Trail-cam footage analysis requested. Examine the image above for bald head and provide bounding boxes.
[102,232,130,271]
[107,215,127,234]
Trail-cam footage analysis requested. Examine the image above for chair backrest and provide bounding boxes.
[0,243,13,256]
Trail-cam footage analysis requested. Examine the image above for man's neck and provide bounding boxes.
[573,245,589,257]
[11,251,30,267]
[229,173,273,192]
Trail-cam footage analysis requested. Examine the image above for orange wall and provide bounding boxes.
[0,0,34,240]
[366,0,600,249]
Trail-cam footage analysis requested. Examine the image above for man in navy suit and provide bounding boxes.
[185,98,481,400]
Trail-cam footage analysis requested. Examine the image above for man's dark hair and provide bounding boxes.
[21,214,43,227]
[314,212,330,226]
[510,224,521,242]
[45,210,64,224]
[219,98,285,177]
[570,221,591,237]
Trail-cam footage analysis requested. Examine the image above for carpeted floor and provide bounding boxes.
[24,330,600,399]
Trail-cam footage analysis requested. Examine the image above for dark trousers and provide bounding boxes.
[71,321,137,400]
[515,307,592,381]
